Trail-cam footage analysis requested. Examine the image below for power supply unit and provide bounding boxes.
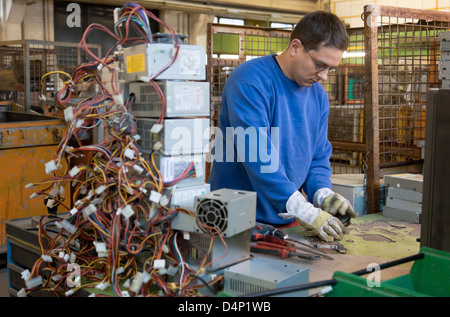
[129,81,210,118]
[143,152,207,189]
[223,256,309,297]
[123,43,205,81]
[170,188,256,238]
[163,183,210,209]
[175,228,252,272]
[136,117,210,155]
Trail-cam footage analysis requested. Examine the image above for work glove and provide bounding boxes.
[279,191,347,242]
[313,188,358,218]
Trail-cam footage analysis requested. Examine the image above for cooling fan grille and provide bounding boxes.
[196,198,228,234]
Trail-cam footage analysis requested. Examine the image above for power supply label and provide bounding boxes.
[126,53,146,73]
[173,85,204,111]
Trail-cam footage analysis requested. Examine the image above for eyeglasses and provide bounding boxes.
[305,49,339,74]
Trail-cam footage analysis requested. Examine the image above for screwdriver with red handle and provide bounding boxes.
[251,241,321,261]
[254,222,334,260]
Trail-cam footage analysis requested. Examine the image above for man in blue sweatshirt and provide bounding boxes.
[208,11,357,242]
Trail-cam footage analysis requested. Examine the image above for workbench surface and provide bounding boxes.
[279,213,421,295]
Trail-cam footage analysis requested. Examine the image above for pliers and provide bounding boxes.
[250,241,321,261]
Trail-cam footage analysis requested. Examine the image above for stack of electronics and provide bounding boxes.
[119,36,212,209]
[439,31,450,88]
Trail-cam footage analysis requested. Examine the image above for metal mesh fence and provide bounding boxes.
[207,24,291,128]
[376,17,447,168]
[324,28,366,174]
[363,5,450,213]
[0,40,101,113]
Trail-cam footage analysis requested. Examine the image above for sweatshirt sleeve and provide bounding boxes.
[223,79,299,215]
[302,90,333,202]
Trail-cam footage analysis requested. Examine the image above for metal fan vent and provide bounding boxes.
[196,198,228,234]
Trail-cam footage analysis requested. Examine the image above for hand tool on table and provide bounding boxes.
[253,222,334,260]
[314,242,347,254]
[251,241,321,261]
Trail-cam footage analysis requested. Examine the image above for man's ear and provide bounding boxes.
[289,39,302,57]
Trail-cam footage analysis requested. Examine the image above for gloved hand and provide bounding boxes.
[279,191,347,242]
[313,188,358,218]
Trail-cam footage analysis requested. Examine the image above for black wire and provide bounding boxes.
[241,252,425,297]
[190,273,217,295]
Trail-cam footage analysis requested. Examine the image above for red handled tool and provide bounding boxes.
[250,241,321,261]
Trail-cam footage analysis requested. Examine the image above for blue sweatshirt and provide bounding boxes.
[208,54,332,225]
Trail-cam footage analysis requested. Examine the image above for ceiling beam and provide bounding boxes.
[57,0,319,23]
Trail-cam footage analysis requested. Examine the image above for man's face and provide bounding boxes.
[287,39,344,87]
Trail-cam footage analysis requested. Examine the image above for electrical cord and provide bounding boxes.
[24,2,220,298]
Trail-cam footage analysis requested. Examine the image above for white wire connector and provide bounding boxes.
[61,220,77,235]
[124,148,135,160]
[25,276,43,289]
[95,282,110,291]
[29,193,39,199]
[94,185,107,195]
[150,124,163,134]
[149,191,161,203]
[69,165,80,177]
[152,141,162,151]
[21,269,31,281]
[167,265,178,277]
[320,286,334,295]
[65,289,75,297]
[123,185,134,195]
[113,94,124,106]
[129,271,144,293]
[49,187,60,197]
[82,204,97,218]
[133,164,144,174]
[116,267,125,275]
[159,195,169,207]
[139,76,150,82]
[41,254,53,263]
[120,205,135,220]
[39,94,46,101]
[75,119,84,128]
[64,106,74,121]
[69,207,78,216]
[143,272,151,284]
[25,183,36,189]
[153,259,166,270]
[17,288,27,297]
[45,160,58,174]
[93,241,108,258]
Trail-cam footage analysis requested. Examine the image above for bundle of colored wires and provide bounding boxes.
[163,162,196,188]
[23,2,227,298]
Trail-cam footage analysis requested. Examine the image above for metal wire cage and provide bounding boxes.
[363,5,450,213]
[207,24,291,127]
[0,40,101,113]
[323,27,366,175]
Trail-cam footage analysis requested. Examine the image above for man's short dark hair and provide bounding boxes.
[290,11,349,52]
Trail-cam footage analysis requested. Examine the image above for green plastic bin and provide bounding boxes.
[326,247,450,297]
